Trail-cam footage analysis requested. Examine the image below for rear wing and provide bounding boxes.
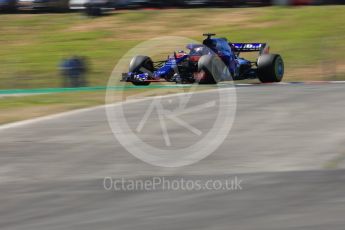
[230,43,269,54]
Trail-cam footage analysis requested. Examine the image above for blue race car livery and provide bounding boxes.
[122,33,284,85]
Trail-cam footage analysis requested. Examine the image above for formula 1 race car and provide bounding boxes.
[122,33,284,85]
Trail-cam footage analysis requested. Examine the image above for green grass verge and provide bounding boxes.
[0,6,344,125]
[0,91,106,124]
[0,6,344,90]
[0,84,215,124]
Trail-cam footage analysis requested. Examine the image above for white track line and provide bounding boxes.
[0,87,236,131]
[1,81,344,131]
[0,105,106,131]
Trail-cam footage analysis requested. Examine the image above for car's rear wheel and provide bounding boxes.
[197,55,224,84]
[257,54,284,83]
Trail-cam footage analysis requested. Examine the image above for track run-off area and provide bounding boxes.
[1,82,345,230]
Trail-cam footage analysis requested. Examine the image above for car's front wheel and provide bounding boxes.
[197,55,225,84]
[129,55,154,86]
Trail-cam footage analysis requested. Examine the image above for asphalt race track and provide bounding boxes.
[1,83,345,230]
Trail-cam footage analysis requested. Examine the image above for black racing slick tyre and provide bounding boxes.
[197,55,225,84]
[131,81,151,86]
[129,55,154,73]
[129,55,154,86]
[257,54,284,83]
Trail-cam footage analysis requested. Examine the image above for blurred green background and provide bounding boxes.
[0,5,344,90]
[0,5,344,124]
